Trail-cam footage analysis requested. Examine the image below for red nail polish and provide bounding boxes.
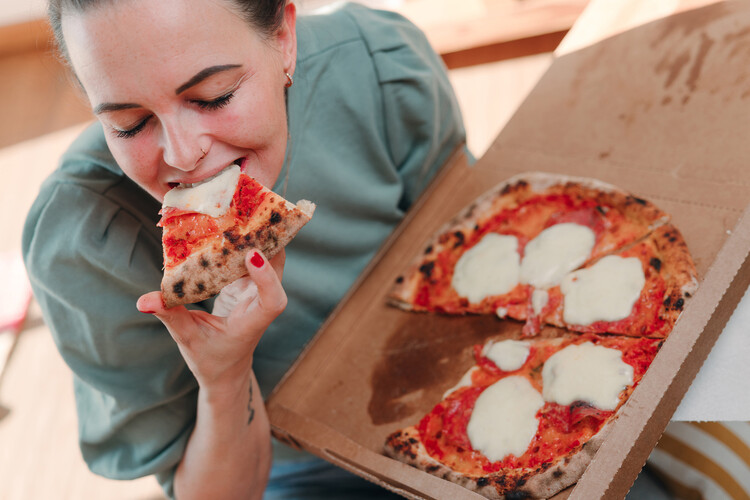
[250,252,264,268]
[140,310,156,314]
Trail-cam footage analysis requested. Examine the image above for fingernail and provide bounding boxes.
[250,251,264,268]
[140,310,156,314]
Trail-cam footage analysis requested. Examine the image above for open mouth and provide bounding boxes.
[168,157,246,189]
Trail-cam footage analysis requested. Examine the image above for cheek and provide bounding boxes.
[104,133,163,192]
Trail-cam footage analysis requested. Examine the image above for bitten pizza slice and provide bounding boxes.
[158,165,315,308]
[384,334,662,499]
[527,223,698,338]
[388,173,668,319]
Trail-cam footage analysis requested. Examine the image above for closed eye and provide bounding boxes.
[192,91,235,111]
[113,116,152,139]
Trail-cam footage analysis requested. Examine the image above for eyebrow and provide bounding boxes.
[93,102,142,115]
[92,64,243,115]
[175,64,243,95]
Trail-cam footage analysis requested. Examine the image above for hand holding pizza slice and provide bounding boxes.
[157,165,315,308]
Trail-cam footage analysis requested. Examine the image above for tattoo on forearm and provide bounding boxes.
[247,382,255,425]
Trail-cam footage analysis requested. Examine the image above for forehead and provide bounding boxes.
[62,0,262,98]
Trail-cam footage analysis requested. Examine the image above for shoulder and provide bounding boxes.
[296,3,431,63]
[23,122,161,287]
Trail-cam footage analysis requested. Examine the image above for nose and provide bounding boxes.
[160,117,204,171]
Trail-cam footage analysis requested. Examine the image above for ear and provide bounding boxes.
[277,2,297,77]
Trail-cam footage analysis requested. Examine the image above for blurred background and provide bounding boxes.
[0,0,579,498]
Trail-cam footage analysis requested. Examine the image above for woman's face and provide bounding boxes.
[62,0,297,201]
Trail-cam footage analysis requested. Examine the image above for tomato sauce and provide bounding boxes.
[159,174,268,268]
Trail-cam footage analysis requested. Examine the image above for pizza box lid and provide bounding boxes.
[267,1,750,498]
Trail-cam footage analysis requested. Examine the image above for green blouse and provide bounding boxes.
[23,3,466,495]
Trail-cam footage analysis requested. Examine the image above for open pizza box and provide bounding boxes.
[267,1,750,498]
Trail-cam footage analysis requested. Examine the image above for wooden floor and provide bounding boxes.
[0,17,552,500]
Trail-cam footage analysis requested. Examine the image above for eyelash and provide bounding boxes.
[113,91,236,139]
[193,91,236,111]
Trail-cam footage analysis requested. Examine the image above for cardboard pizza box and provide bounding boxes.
[267,1,750,498]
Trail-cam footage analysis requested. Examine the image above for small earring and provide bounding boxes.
[199,147,207,159]
[285,72,293,88]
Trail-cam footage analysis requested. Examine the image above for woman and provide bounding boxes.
[23,0,466,498]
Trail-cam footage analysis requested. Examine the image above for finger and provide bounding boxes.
[231,250,287,323]
[268,249,286,281]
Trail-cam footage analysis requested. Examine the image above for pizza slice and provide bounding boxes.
[384,333,662,499]
[388,173,669,319]
[158,165,315,308]
[527,223,698,338]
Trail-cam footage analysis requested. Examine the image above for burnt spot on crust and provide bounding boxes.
[200,257,210,268]
[196,283,205,293]
[173,280,185,298]
[419,261,435,278]
[222,248,230,256]
[269,211,282,225]
[476,477,489,487]
[453,231,465,248]
[395,276,404,284]
[506,490,531,500]
[385,434,417,460]
[629,196,648,205]
[501,179,528,196]
[223,230,240,245]
[426,465,440,473]
[595,205,607,216]
[663,294,685,311]
[552,469,564,478]
[650,257,662,272]
[474,224,480,231]
[424,245,433,255]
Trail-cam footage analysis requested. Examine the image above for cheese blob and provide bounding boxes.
[520,223,596,289]
[542,342,634,410]
[483,340,530,372]
[452,233,520,304]
[467,376,544,462]
[162,165,241,218]
[560,255,645,325]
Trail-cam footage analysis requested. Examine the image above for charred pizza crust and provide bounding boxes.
[161,197,315,308]
[385,424,609,500]
[389,172,669,314]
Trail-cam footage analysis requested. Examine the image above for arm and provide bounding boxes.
[138,250,286,500]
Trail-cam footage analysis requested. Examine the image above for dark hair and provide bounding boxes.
[48,0,287,64]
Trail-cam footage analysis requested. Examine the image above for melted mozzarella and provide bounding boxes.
[542,342,634,410]
[531,289,549,315]
[561,255,645,325]
[467,376,544,462]
[483,340,530,372]
[452,234,520,304]
[520,223,596,288]
[163,165,241,218]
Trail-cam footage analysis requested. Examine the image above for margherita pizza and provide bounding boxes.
[385,334,662,499]
[388,173,697,337]
[384,173,697,498]
[158,165,315,307]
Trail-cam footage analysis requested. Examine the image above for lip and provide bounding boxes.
[167,156,247,189]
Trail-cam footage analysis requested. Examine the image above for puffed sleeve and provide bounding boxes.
[347,4,469,211]
[22,171,198,499]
